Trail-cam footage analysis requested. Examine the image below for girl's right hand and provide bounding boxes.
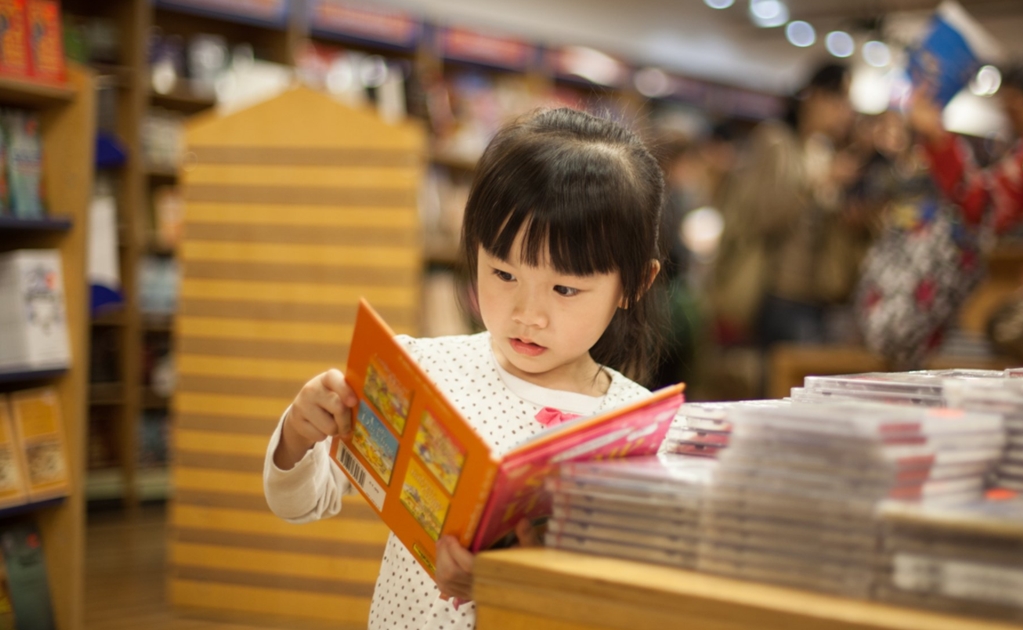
[274,369,359,470]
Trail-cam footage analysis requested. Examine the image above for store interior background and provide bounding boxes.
[3,0,1023,628]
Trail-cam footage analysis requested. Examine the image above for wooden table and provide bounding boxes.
[474,548,1022,630]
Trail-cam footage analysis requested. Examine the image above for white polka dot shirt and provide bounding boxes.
[264,331,651,630]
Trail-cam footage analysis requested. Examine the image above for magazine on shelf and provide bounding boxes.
[328,299,685,577]
[906,0,1005,107]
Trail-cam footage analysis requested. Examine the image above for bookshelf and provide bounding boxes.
[0,65,95,630]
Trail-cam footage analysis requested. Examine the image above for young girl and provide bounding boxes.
[263,107,666,630]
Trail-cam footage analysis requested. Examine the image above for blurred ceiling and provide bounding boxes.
[389,0,1023,94]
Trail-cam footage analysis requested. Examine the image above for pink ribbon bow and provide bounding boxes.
[535,407,581,428]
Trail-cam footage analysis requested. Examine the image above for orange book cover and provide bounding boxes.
[0,396,28,509]
[329,299,684,577]
[0,0,29,78]
[25,0,63,84]
[9,387,69,502]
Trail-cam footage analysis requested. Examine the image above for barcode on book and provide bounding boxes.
[336,442,386,510]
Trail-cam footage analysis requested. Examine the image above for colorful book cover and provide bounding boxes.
[0,397,27,510]
[0,0,29,79]
[329,299,684,576]
[906,0,1004,107]
[4,110,44,220]
[8,388,69,502]
[25,0,63,84]
[0,520,54,630]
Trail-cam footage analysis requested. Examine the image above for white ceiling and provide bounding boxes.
[384,0,1023,94]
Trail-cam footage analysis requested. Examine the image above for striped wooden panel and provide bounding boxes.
[169,87,422,625]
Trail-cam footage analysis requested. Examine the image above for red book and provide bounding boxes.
[26,0,63,84]
[0,0,29,78]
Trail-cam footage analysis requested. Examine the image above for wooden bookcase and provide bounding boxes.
[0,65,95,630]
[167,86,422,625]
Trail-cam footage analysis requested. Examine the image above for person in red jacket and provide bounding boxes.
[908,64,1023,232]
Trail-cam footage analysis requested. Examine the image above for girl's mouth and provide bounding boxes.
[509,338,546,357]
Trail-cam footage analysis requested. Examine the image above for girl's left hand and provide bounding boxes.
[435,536,474,602]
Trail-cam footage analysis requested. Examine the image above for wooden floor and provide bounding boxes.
[85,503,301,630]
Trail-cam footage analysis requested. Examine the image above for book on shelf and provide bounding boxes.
[0,397,27,510]
[0,0,30,81]
[329,299,685,577]
[25,0,64,84]
[4,110,44,219]
[0,519,54,630]
[906,0,1004,107]
[0,249,70,371]
[8,387,69,502]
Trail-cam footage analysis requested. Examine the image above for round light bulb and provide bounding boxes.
[786,21,816,48]
[825,31,854,58]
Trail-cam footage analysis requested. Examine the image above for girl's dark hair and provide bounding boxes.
[461,107,666,385]
[784,62,850,129]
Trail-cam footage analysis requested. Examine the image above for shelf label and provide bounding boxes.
[440,27,536,71]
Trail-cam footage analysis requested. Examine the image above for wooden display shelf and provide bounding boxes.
[0,75,74,108]
[87,467,169,502]
[0,216,73,232]
[142,313,174,332]
[91,310,128,327]
[145,164,179,181]
[141,388,169,409]
[0,367,68,384]
[474,548,1022,630]
[0,497,65,520]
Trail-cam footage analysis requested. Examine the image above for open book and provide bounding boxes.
[328,299,684,577]
[907,0,1004,107]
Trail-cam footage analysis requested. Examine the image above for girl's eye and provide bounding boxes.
[554,285,579,297]
[493,269,515,282]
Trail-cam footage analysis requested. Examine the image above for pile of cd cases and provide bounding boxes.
[796,371,1023,490]
[695,401,1004,598]
[662,400,789,459]
[876,496,1023,621]
[544,455,716,569]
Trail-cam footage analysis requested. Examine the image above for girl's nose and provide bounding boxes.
[512,291,549,328]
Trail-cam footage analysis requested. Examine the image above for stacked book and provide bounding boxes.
[795,371,1023,491]
[943,378,1023,492]
[544,455,715,568]
[696,402,1004,598]
[876,497,1023,622]
[791,369,1005,407]
[662,400,789,459]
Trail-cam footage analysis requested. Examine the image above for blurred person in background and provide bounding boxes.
[908,63,1023,233]
[651,125,739,393]
[710,62,864,355]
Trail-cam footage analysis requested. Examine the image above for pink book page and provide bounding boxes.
[469,391,682,551]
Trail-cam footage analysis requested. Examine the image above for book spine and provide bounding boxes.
[465,458,499,550]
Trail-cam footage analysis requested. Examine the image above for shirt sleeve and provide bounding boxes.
[263,406,351,523]
[925,134,1023,233]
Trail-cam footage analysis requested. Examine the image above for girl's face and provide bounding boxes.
[477,228,624,396]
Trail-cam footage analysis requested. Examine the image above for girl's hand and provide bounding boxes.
[907,89,945,144]
[435,536,474,602]
[515,518,545,547]
[274,369,358,470]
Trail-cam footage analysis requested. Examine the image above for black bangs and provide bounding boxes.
[464,110,661,305]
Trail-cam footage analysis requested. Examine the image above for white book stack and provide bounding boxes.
[696,402,1004,599]
[0,249,71,371]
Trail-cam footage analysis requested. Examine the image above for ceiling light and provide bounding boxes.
[825,31,854,58]
[634,67,672,98]
[704,0,735,8]
[749,0,788,28]
[785,21,815,47]
[970,65,1001,97]
[862,40,891,68]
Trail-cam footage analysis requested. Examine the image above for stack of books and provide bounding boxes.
[791,369,1005,407]
[544,455,715,568]
[662,400,789,458]
[695,402,1004,598]
[876,497,1023,622]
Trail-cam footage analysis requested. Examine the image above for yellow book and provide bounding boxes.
[9,388,68,502]
[0,397,27,509]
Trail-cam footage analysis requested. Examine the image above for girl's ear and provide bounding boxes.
[618,260,662,309]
